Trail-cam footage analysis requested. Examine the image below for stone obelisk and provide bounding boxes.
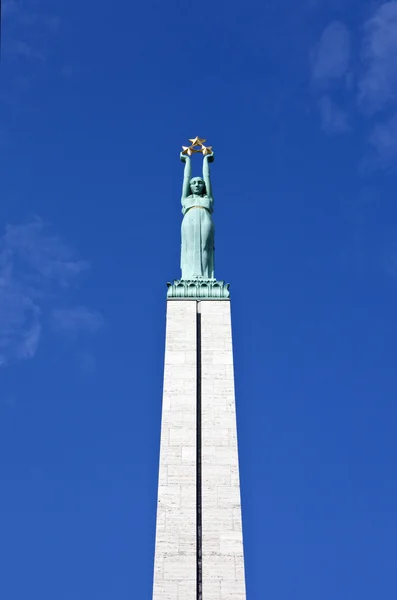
[153,139,246,600]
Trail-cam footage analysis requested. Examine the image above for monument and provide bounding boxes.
[153,138,246,600]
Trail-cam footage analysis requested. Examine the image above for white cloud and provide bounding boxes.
[319,96,351,135]
[0,289,41,366]
[312,21,351,86]
[51,307,103,335]
[3,219,89,292]
[359,1,397,114]
[311,6,397,167]
[2,0,59,62]
[3,0,18,16]
[0,219,99,366]
[6,39,44,61]
[369,112,397,167]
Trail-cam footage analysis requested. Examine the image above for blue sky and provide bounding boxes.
[1,0,397,598]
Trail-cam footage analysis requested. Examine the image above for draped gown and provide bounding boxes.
[181,194,215,279]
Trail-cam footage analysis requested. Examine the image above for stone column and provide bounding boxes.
[153,301,197,600]
[153,299,246,600]
[200,300,246,600]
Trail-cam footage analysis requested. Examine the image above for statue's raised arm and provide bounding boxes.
[202,151,214,200]
[180,153,192,203]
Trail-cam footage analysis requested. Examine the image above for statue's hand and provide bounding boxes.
[180,152,191,163]
[204,151,214,163]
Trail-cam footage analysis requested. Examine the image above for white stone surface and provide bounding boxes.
[153,299,246,600]
[153,301,197,600]
[201,300,246,600]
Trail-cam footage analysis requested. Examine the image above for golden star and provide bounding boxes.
[182,145,194,156]
[189,136,206,147]
[201,145,213,155]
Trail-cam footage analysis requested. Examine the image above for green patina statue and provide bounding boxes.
[180,151,215,280]
[166,138,229,299]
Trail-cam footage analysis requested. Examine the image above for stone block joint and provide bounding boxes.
[196,301,203,600]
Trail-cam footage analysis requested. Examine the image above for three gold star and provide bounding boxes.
[181,137,213,156]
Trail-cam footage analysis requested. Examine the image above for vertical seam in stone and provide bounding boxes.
[196,301,202,600]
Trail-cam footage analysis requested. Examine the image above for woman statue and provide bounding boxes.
[180,152,215,280]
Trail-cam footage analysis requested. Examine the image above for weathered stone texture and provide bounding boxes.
[201,300,246,600]
[153,300,246,600]
[153,301,197,600]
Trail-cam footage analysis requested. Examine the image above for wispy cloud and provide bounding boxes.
[359,2,397,166]
[311,21,352,142]
[0,219,101,366]
[358,1,397,115]
[319,95,351,135]
[2,0,59,63]
[311,3,397,168]
[3,0,18,16]
[3,220,88,291]
[369,112,397,168]
[6,39,44,61]
[51,307,104,336]
[312,21,351,86]
[0,290,41,366]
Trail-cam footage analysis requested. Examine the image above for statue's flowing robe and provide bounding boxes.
[181,195,214,279]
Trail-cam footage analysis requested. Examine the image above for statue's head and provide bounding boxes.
[190,177,206,196]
